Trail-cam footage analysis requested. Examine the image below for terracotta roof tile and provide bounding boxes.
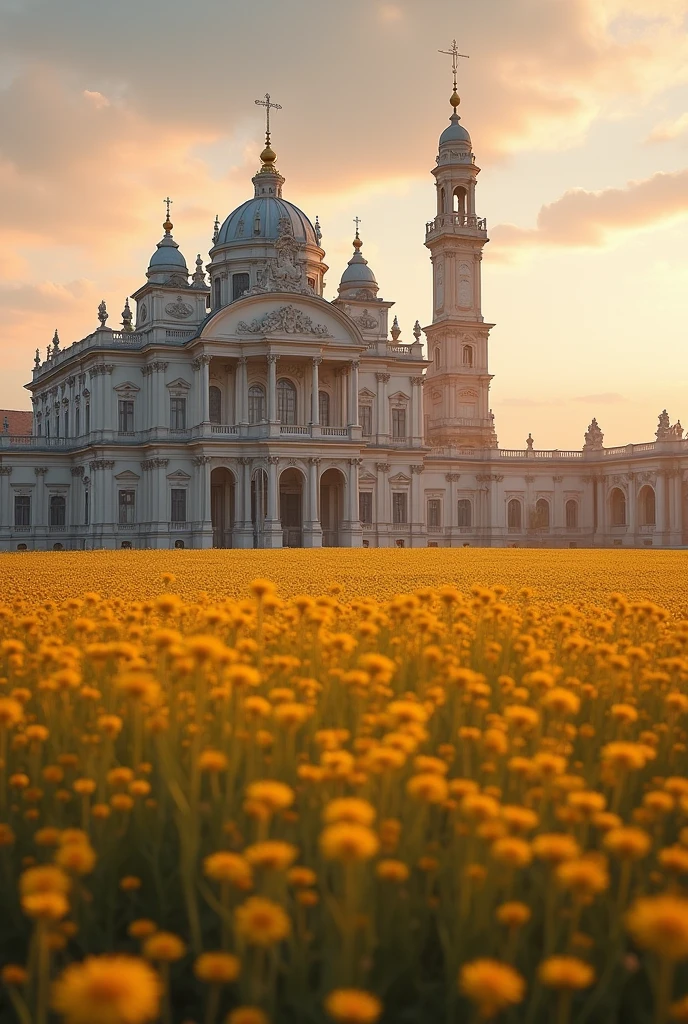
[0,410,33,436]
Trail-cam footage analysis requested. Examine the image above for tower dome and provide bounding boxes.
[147,208,189,283]
[337,229,379,299]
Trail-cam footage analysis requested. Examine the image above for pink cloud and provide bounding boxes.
[491,168,688,252]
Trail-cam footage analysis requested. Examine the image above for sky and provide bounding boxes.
[0,0,687,449]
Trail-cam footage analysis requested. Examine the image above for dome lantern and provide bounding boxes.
[337,219,379,300]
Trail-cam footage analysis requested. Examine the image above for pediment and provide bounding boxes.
[389,391,410,402]
[389,472,411,484]
[114,381,140,393]
[114,470,141,481]
[166,377,191,390]
[359,471,377,484]
[358,388,376,400]
[167,470,191,481]
[199,295,365,347]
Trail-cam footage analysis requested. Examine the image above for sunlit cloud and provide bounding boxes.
[647,111,688,142]
[491,168,688,253]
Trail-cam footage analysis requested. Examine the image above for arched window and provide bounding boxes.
[49,495,66,527]
[248,385,266,425]
[457,499,472,528]
[462,345,474,367]
[507,498,522,529]
[174,539,185,549]
[277,378,297,425]
[209,386,222,424]
[565,499,578,529]
[535,498,550,529]
[439,187,446,214]
[638,485,656,526]
[610,487,627,526]
[318,390,330,427]
[434,348,441,369]
[453,186,467,218]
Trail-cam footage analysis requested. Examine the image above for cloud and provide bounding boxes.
[491,168,688,252]
[377,3,404,22]
[571,392,628,403]
[647,112,688,142]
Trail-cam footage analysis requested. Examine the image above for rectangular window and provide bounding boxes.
[427,499,441,527]
[46,419,50,438]
[213,278,222,309]
[171,488,187,524]
[392,493,407,525]
[118,400,134,433]
[359,492,373,524]
[457,499,472,528]
[37,422,42,437]
[85,404,90,433]
[232,273,250,301]
[75,407,80,437]
[14,495,31,527]
[63,411,69,437]
[359,404,372,437]
[118,489,135,525]
[170,397,187,430]
[392,408,407,439]
[55,416,59,438]
[84,490,90,526]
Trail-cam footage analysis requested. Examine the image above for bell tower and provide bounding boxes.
[423,43,496,449]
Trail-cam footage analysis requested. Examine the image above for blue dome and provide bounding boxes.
[440,114,471,147]
[147,234,188,275]
[340,253,377,286]
[216,197,317,246]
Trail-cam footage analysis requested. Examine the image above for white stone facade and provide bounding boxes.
[1,93,687,552]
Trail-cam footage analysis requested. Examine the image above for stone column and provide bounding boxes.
[594,477,606,541]
[103,461,115,530]
[627,473,636,541]
[266,457,279,523]
[411,377,424,447]
[656,472,666,542]
[34,467,48,528]
[200,356,211,423]
[236,357,248,425]
[267,354,278,423]
[410,464,424,545]
[668,470,682,545]
[491,474,503,538]
[344,458,362,547]
[192,456,212,548]
[446,472,459,543]
[311,358,321,430]
[69,467,83,526]
[348,361,360,427]
[304,457,323,547]
[376,462,390,543]
[0,467,12,533]
[376,373,390,440]
[552,475,563,538]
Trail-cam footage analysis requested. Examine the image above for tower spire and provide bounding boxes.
[438,39,469,112]
[255,92,282,169]
[163,196,173,234]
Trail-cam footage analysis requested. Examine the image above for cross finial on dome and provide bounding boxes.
[163,196,173,234]
[353,216,363,250]
[439,39,469,111]
[255,92,282,168]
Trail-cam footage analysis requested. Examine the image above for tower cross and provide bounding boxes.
[255,93,282,146]
[163,196,173,219]
[353,215,361,238]
[438,39,469,92]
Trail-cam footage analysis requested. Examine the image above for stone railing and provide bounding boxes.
[425,213,488,237]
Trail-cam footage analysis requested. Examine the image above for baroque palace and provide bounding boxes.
[1,62,687,552]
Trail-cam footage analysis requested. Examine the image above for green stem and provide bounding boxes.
[654,957,674,1024]
[35,922,50,1024]
[204,984,221,1024]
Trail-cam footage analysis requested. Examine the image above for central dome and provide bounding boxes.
[216,196,317,246]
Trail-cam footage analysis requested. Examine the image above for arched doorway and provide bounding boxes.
[211,467,235,548]
[320,468,345,547]
[610,487,626,526]
[280,468,304,548]
[638,485,656,526]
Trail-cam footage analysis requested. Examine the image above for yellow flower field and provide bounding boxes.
[0,551,688,1024]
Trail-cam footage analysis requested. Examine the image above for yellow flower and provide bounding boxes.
[244,841,298,872]
[459,959,526,1018]
[1,964,28,986]
[128,920,158,939]
[22,891,69,920]
[245,780,294,811]
[626,895,688,960]
[194,952,241,984]
[226,1008,270,1024]
[142,932,186,963]
[406,773,448,804]
[55,842,97,876]
[376,859,410,882]
[51,955,161,1024]
[538,956,595,990]
[20,865,71,896]
[323,798,376,826]
[320,823,380,862]
[496,902,531,928]
[234,897,291,947]
[490,837,532,869]
[204,852,253,888]
[198,749,229,773]
[603,827,651,861]
[532,833,581,866]
[556,858,609,898]
[324,988,383,1023]
[0,697,24,727]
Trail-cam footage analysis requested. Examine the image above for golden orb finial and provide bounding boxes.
[450,89,461,109]
[260,144,277,166]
